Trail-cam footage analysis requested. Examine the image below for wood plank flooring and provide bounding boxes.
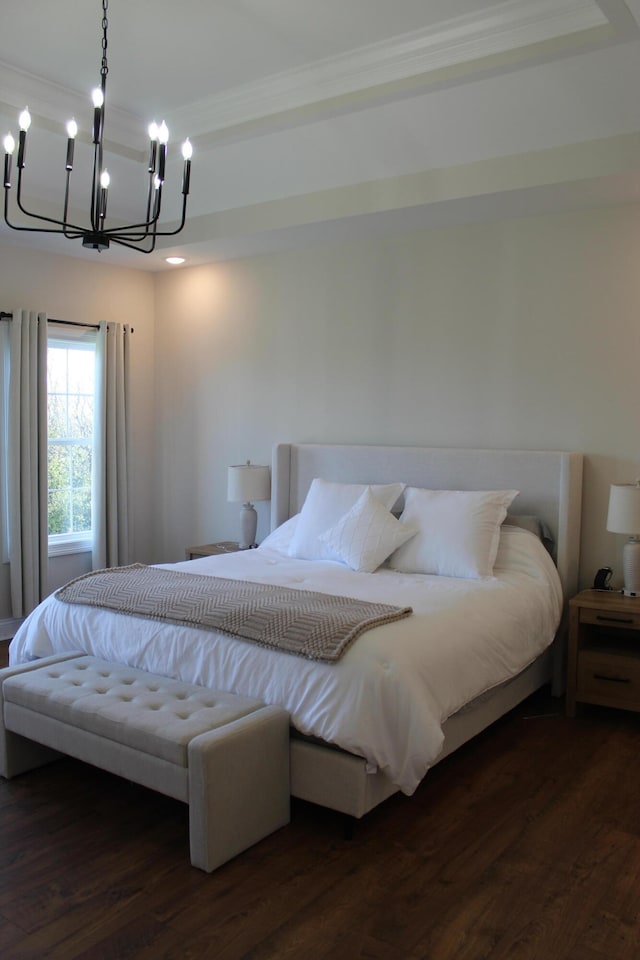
[0,667,639,958]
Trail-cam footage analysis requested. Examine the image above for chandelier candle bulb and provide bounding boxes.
[181,139,192,195]
[92,88,104,144]
[17,108,30,170]
[152,176,161,219]
[148,122,159,173]
[65,119,78,171]
[3,134,14,188]
[98,169,109,220]
[157,121,169,182]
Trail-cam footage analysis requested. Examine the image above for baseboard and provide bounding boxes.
[0,618,23,641]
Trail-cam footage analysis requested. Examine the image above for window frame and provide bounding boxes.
[47,326,97,558]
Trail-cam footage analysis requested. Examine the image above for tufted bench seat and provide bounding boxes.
[0,653,290,872]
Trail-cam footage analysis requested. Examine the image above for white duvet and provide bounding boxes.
[9,523,562,795]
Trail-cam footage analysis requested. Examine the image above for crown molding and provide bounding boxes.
[0,0,609,151]
[0,61,146,149]
[621,0,640,27]
[173,0,606,138]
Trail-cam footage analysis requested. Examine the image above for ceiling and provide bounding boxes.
[1,0,640,271]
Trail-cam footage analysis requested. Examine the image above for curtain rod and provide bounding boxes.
[0,312,133,333]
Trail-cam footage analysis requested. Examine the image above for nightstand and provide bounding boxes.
[566,589,640,717]
[185,541,241,560]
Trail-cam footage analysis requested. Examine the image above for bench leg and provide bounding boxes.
[0,654,82,778]
[188,705,290,872]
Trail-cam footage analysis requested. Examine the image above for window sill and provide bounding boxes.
[48,539,92,558]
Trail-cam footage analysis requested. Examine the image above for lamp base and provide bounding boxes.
[622,537,640,597]
[239,502,257,550]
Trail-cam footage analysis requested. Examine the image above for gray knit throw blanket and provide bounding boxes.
[56,564,413,663]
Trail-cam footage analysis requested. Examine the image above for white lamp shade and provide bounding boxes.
[606,483,640,535]
[227,463,270,504]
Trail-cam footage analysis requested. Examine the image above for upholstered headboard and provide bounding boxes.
[271,443,583,599]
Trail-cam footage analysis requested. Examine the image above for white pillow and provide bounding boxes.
[258,514,300,554]
[389,487,518,579]
[318,488,417,573]
[288,478,405,562]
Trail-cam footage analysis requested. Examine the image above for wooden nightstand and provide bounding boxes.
[185,541,241,560]
[567,589,640,716]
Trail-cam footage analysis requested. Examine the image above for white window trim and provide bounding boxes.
[47,326,97,558]
[48,531,92,557]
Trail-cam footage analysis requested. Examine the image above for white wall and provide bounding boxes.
[0,242,155,620]
[153,203,640,590]
[1,200,638,620]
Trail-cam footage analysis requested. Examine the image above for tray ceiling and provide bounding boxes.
[1,0,639,269]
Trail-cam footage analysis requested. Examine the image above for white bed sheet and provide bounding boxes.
[9,526,562,795]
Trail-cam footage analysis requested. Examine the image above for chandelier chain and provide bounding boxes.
[101,0,109,80]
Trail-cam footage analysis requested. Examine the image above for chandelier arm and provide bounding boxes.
[91,141,102,233]
[100,210,162,236]
[61,169,87,238]
[100,183,164,236]
[96,162,163,238]
[114,203,162,253]
[90,149,98,233]
[11,169,88,234]
[110,233,157,254]
[145,170,156,225]
[146,196,188,237]
[63,169,71,229]
[103,191,187,240]
[4,193,83,236]
[146,168,163,225]
[155,181,163,220]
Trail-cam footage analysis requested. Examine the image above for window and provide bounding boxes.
[47,331,97,556]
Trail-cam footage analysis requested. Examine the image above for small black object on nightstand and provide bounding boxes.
[593,567,613,591]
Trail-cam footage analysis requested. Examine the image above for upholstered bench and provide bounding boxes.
[0,653,290,872]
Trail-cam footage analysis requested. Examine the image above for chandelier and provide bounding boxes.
[2,0,192,254]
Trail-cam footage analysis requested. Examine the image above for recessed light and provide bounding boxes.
[165,256,185,265]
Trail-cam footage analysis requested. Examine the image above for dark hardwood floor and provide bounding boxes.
[1,663,639,958]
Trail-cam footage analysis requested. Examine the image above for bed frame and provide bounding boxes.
[270,443,583,818]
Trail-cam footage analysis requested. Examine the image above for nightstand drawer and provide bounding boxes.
[580,606,640,630]
[577,651,640,707]
[567,590,640,716]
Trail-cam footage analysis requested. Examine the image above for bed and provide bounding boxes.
[9,443,583,818]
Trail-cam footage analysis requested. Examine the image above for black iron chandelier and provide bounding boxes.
[2,0,192,254]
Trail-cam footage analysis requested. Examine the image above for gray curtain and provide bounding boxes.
[8,310,48,617]
[92,320,131,570]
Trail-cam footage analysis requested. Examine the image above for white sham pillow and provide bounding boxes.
[258,514,300,554]
[288,478,405,562]
[318,487,417,573]
[389,487,518,579]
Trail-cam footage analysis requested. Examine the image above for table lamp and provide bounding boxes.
[606,482,640,597]
[227,461,271,549]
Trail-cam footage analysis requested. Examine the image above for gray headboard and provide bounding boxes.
[271,443,583,600]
